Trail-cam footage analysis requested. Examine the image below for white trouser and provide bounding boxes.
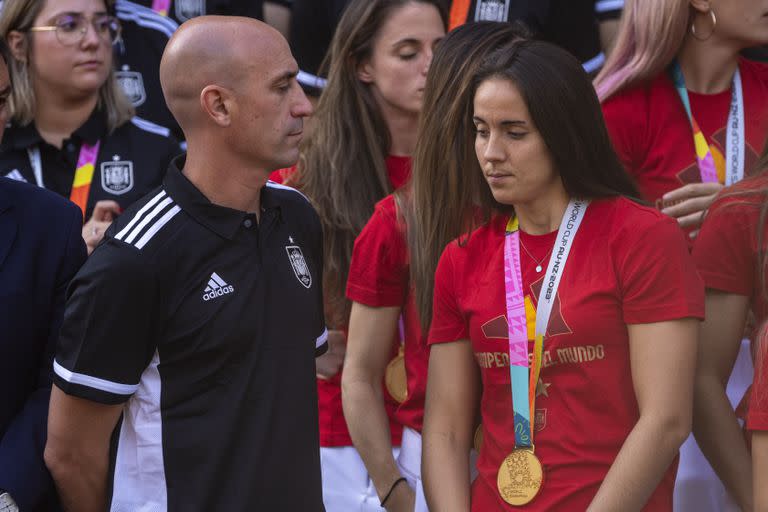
[320,446,400,512]
[674,338,753,512]
[396,427,429,512]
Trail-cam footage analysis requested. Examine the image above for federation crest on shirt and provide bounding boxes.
[101,157,134,195]
[115,66,146,107]
[286,245,312,288]
[175,0,205,21]
[476,0,509,22]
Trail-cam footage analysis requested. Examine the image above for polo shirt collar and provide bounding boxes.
[164,156,281,240]
[0,107,108,151]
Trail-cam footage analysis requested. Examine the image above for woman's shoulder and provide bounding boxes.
[590,196,681,242]
[601,72,675,121]
[739,56,768,86]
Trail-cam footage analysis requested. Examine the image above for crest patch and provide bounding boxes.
[175,0,205,21]
[101,160,134,195]
[116,69,147,107]
[286,245,312,288]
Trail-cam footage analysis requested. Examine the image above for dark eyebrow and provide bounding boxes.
[393,38,420,48]
[47,10,108,20]
[472,116,527,127]
[271,70,298,87]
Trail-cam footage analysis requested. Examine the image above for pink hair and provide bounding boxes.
[594,0,690,102]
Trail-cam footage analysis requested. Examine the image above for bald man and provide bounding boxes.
[45,17,326,512]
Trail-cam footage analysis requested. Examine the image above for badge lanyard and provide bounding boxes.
[151,0,171,16]
[670,61,744,186]
[27,140,101,219]
[504,199,589,448]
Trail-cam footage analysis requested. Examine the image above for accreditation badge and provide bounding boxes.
[175,0,205,21]
[385,345,407,403]
[475,0,510,22]
[497,449,544,506]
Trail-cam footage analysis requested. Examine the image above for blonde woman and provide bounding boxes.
[0,0,179,254]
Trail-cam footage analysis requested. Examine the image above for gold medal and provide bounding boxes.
[385,346,407,403]
[497,449,543,506]
[474,424,483,453]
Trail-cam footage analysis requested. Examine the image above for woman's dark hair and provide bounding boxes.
[473,39,641,203]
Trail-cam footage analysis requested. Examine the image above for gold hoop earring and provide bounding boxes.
[691,9,717,41]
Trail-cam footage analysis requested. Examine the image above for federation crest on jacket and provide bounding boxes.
[115,66,147,107]
[101,157,134,195]
[286,245,312,288]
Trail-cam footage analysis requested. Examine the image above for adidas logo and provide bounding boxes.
[202,272,234,301]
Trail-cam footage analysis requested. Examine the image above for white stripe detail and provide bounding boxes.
[115,191,167,241]
[115,0,178,36]
[53,360,139,396]
[210,272,227,287]
[111,350,167,511]
[4,169,25,182]
[582,51,606,74]
[266,181,310,202]
[316,328,329,349]
[135,205,181,249]
[595,0,623,13]
[207,280,219,291]
[297,70,328,90]
[124,197,174,244]
[131,116,172,138]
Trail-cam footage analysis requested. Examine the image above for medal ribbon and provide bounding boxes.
[504,199,589,449]
[670,61,744,185]
[28,140,101,219]
[151,0,171,16]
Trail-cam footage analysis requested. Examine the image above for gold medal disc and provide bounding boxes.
[385,349,408,403]
[474,424,483,453]
[497,449,543,506]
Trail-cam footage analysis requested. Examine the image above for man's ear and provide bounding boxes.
[200,85,232,127]
[6,31,27,63]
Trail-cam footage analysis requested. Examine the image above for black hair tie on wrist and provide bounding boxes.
[380,477,407,507]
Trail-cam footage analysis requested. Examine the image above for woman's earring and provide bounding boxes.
[691,9,717,42]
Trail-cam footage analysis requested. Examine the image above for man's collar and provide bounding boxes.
[163,156,281,240]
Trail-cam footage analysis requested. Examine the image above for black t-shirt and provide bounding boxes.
[130,0,289,23]
[53,158,327,510]
[115,0,183,140]
[0,109,180,220]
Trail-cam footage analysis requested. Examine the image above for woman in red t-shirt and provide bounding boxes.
[422,40,704,511]
[273,1,445,510]
[596,0,768,238]
[692,167,768,509]
[343,22,526,512]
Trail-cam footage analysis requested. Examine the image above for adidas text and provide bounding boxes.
[203,285,234,301]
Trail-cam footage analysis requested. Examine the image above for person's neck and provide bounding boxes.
[183,144,266,217]
[677,33,741,94]
[34,92,98,149]
[515,182,570,235]
[380,103,419,156]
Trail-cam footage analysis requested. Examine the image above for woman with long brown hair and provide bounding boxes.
[692,158,768,510]
[342,21,526,512]
[270,0,445,509]
[421,39,703,510]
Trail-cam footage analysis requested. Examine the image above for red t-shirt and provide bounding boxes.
[602,58,768,204]
[428,197,704,511]
[692,175,768,430]
[347,194,428,432]
[270,156,411,446]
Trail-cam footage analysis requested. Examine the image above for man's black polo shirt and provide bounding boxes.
[0,108,180,219]
[54,157,327,511]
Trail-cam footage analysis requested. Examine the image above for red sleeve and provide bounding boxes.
[601,88,649,178]
[617,212,705,324]
[427,244,469,344]
[693,198,756,297]
[346,199,408,307]
[748,330,768,431]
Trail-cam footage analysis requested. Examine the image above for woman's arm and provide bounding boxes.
[693,290,752,510]
[422,339,480,512]
[753,431,768,511]
[588,318,698,511]
[342,302,414,511]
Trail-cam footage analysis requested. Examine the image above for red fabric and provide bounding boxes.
[693,175,768,430]
[428,197,704,511]
[272,157,412,446]
[347,195,428,432]
[602,58,768,204]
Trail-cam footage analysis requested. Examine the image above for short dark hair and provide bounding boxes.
[473,39,640,201]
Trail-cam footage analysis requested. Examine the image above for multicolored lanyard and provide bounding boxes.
[670,61,744,186]
[151,0,171,16]
[27,141,102,219]
[504,199,588,448]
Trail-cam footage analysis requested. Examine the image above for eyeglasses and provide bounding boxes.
[29,14,122,47]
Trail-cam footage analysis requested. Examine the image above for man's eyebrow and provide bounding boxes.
[271,70,299,86]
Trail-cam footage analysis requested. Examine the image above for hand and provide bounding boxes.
[383,479,415,512]
[316,329,346,379]
[82,200,121,255]
[658,182,724,234]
